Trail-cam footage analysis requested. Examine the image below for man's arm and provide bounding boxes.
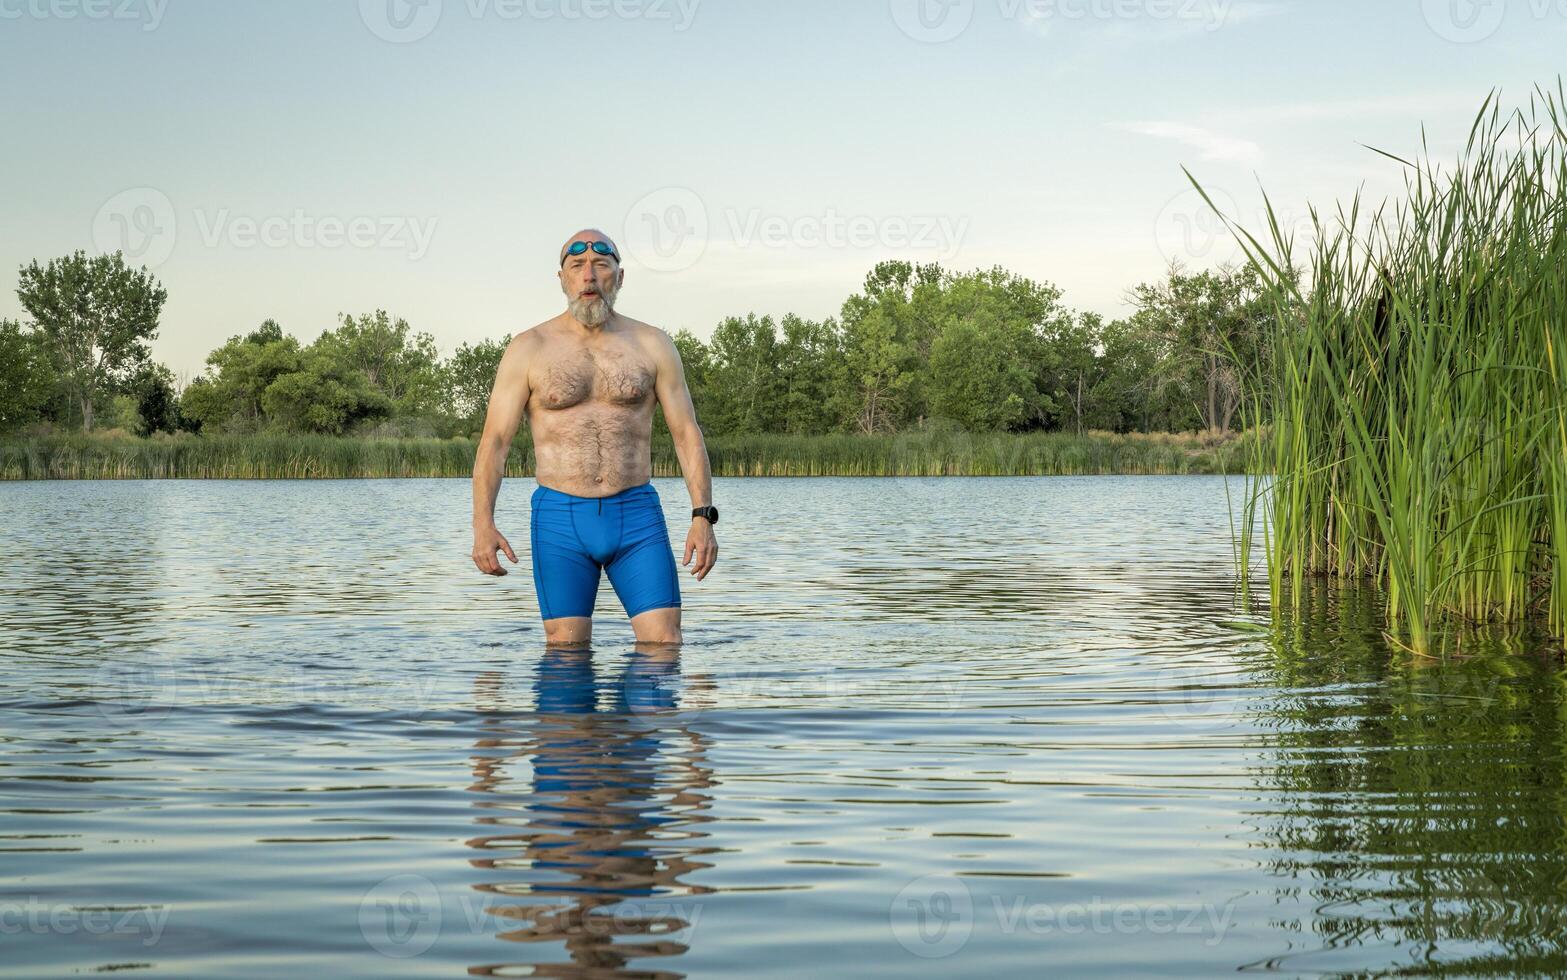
[470,333,534,577]
[651,328,718,582]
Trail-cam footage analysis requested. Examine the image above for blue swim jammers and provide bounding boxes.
[529,482,682,621]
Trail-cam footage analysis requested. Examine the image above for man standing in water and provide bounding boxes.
[470,230,718,647]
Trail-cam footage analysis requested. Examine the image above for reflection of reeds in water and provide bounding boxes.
[466,654,718,978]
[1213,84,1567,654]
[1251,582,1567,975]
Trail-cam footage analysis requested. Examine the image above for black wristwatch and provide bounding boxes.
[692,506,719,525]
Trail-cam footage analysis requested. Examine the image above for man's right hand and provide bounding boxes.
[472,525,518,577]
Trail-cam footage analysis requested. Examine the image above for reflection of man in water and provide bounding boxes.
[470,230,720,650]
[467,652,717,976]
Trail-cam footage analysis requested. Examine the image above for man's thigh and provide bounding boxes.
[531,512,602,622]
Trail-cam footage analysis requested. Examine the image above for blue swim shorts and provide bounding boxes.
[529,482,682,621]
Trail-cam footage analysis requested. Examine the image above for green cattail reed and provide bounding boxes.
[1208,83,1567,654]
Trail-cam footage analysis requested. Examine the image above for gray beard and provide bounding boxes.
[569,293,613,327]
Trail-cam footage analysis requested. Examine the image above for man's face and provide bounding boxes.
[559,237,623,326]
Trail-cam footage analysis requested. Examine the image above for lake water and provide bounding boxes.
[3,476,1565,977]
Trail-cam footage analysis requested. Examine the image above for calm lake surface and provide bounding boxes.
[3,476,1566,978]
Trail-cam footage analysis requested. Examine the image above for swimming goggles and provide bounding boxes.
[562,240,621,265]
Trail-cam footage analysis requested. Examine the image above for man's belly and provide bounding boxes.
[530,410,655,498]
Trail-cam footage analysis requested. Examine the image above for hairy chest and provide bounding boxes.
[533,349,654,411]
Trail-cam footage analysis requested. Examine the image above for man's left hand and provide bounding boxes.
[683,519,718,581]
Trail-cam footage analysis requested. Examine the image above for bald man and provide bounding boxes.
[470,230,718,648]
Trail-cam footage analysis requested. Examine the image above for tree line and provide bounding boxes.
[0,250,1272,440]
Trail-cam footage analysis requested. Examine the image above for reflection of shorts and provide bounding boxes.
[529,482,681,621]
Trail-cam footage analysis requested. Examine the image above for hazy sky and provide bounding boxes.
[2,0,1564,378]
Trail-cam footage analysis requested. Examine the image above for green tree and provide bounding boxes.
[776,314,846,435]
[927,304,1039,431]
[840,304,912,433]
[1049,313,1105,435]
[15,250,166,431]
[128,362,181,436]
[260,347,391,434]
[838,261,942,429]
[668,329,713,432]
[318,311,442,417]
[0,319,55,432]
[704,314,784,435]
[180,320,302,433]
[1130,264,1269,433]
[924,267,1074,432]
[444,333,513,434]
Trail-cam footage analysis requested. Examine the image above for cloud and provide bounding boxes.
[1207,91,1489,126]
[1113,121,1265,165]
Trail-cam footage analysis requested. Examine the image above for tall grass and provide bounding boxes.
[0,429,1256,480]
[1209,84,1567,653]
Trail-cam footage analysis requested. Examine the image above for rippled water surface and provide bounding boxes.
[4,477,1567,977]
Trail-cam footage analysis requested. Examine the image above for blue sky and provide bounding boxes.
[2,0,1564,378]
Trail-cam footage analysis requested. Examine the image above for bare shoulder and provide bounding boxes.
[503,322,556,364]
[510,320,555,351]
[493,325,550,387]
[618,316,679,361]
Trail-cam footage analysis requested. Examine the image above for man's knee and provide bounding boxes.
[543,617,592,647]
[631,608,682,645]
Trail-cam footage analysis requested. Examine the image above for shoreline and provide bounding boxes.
[0,430,1259,481]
